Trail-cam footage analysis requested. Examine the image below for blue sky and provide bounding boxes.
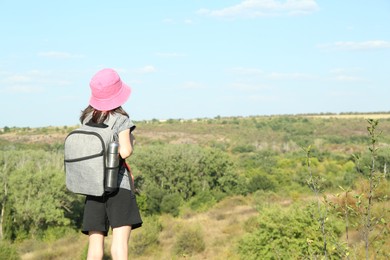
[1,0,389,127]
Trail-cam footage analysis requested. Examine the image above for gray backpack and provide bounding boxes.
[64,115,118,196]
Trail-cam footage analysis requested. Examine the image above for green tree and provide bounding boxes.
[238,204,343,259]
[0,241,20,259]
[161,193,182,217]
[1,150,76,240]
[0,151,21,240]
[9,161,70,237]
[132,144,236,204]
[246,172,276,193]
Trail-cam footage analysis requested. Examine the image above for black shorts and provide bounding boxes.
[82,188,143,236]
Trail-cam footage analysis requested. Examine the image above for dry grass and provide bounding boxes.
[3,113,389,146]
[128,196,258,260]
[16,190,388,259]
[20,235,88,260]
[307,113,390,119]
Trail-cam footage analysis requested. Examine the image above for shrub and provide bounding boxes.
[80,243,88,260]
[161,193,182,217]
[232,144,256,153]
[0,241,20,260]
[138,183,166,215]
[129,217,162,256]
[173,226,206,256]
[247,173,276,193]
[238,203,343,259]
[252,190,280,210]
[42,226,77,242]
[187,191,217,212]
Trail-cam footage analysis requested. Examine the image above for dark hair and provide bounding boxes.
[80,105,129,124]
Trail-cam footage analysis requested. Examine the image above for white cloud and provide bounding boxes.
[329,90,360,97]
[329,68,361,74]
[231,67,263,75]
[267,72,315,80]
[231,67,316,81]
[58,95,81,101]
[318,40,390,51]
[155,52,186,58]
[181,81,205,89]
[0,70,72,94]
[5,75,31,83]
[136,65,156,74]
[328,67,364,82]
[38,51,85,59]
[248,94,278,101]
[332,75,363,82]
[337,41,390,50]
[1,71,42,85]
[231,82,269,91]
[2,85,45,94]
[198,0,319,18]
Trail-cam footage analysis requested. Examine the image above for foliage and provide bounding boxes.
[129,216,162,256]
[237,149,278,171]
[302,144,330,257]
[303,119,390,259]
[173,225,206,256]
[42,226,77,242]
[355,119,389,259]
[238,204,344,259]
[0,150,80,240]
[0,114,389,258]
[245,170,276,193]
[136,183,166,215]
[161,193,182,217]
[187,190,217,212]
[232,144,256,153]
[0,241,20,260]
[131,144,237,215]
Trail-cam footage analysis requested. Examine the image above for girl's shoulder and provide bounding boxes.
[112,113,135,132]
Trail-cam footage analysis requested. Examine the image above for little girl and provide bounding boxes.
[80,68,142,260]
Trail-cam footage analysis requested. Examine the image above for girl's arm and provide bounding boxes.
[118,129,134,159]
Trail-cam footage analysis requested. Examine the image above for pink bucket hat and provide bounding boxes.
[89,68,131,111]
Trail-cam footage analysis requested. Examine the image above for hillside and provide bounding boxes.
[2,113,390,148]
[0,113,389,259]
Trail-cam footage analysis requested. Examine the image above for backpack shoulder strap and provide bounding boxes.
[82,113,118,129]
[105,114,118,129]
[105,114,120,141]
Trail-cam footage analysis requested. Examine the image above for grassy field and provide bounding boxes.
[307,113,390,119]
[1,112,389,259]
[19,191,387,259]
[18,194,299,260]
[1,112,390,146]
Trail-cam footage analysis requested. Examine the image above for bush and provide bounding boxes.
[132,144,235,203]
[247,173,276,193]
[252,190,280,210]
[138,183,166,215]
[161,193,182,217]
[80,243,88,260]
[42,226,77,242]
[238,203,343,259]
[0,241,20,260]
[232,144,256,153]
[173,226,206,256]
[187,191,217,212]
[129,216,162,256]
